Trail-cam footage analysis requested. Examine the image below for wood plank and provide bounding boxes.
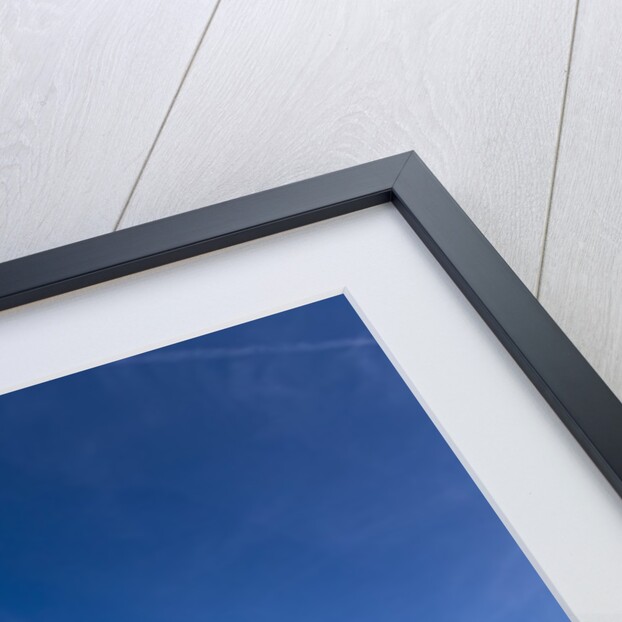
[539,0,622,400]
[0,0,218,261]
[119,0,576,291]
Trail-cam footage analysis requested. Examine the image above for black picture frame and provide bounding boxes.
[1,151,621,498]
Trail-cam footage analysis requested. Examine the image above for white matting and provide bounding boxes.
[0,205,620,621]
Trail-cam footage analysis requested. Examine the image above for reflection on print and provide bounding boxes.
[0,296,568,621]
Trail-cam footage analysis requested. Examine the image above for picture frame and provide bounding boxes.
[1,150,620,499]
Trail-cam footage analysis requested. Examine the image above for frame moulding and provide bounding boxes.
[1,151,621,498]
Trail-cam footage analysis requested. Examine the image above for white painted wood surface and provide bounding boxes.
[118,0,576,291]
[0,0,218,262]
[539,1,622,400]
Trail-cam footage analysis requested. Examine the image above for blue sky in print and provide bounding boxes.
[0,295,567,621]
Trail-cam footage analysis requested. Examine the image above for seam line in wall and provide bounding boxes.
[113,0,224,232]
[535,0,581,298]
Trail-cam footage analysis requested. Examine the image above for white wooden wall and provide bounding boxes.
[1,0,620,400]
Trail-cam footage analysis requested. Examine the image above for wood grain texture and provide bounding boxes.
[119,0,576,291]
[539,0,622,400]
[0,0,218,262]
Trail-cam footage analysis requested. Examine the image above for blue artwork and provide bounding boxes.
[0,295,567,621]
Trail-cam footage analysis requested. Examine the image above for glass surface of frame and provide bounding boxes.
[1,205,621,619]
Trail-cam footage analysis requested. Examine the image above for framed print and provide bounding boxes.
[1,295,571,621]
[1,152,621,620]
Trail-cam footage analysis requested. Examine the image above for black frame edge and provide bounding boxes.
[0,153,410,311]
[1,150,621,497]
[393,151,622,498]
